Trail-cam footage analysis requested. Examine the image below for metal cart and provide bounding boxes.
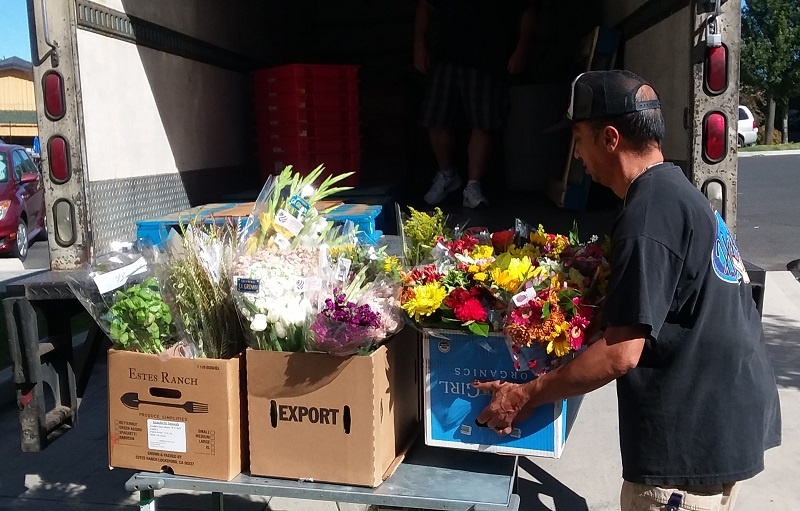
[125,439,520,511]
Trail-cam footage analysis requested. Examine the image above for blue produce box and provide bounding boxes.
[423,329,582,457]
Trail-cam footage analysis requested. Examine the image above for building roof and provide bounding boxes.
[0,110,37,125]
[0,57,33,76]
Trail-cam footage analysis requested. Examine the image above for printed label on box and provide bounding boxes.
[147,419,187,453]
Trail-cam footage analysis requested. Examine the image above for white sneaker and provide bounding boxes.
[463,183,489,209]
[424,171,462,205]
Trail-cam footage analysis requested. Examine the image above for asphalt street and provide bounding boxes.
[737,153,800,271]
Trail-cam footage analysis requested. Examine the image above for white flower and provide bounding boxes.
[274,319,287,339]
[250,314,268,332]
[266,307,281,324]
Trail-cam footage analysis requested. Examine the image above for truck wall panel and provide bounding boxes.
[624,6,691,163]
[76,29,248,181]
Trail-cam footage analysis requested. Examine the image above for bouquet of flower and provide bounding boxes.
[503,223,609,373]
[309,290,381,356]
[231,165,353,351]
[67,244,188,356]
[146,222,246,359]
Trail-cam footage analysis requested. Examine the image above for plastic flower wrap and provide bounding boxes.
[145,223,245,359]
[67,243,190,356]
[309,264,403,355]
[231,165,353,351]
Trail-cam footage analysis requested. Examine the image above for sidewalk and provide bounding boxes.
[1,273,798,510]
[738,149,800,158]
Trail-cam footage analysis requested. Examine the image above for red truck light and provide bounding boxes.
[753,120,758,130]
[704,46,728,95]
[703,112,727,162]
[43,71,66,121]
[48,136,71,183]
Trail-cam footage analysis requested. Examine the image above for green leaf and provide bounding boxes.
[440,317,461,324]
[468,322,490,337]
[569,220,580,245]
[542,301,551,319]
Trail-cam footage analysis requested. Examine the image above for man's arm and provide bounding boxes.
[474,325,647,434]
[414,0,432,73]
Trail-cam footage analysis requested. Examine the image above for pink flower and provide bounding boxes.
[569,316,589,350]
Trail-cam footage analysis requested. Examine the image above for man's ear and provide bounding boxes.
[603,126,621,152]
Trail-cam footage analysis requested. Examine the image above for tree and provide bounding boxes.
[741,0,800,144]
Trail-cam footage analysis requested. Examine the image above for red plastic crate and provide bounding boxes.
[255,90,359,112]
[260,136,361,155]
[257,120,359,140]
[255,106,359,125]
[258,150,360,188]
[254,64,358,95]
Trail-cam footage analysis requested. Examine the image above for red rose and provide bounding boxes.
[491,229,514,251]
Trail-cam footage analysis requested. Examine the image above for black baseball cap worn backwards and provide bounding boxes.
[547,70,661,132]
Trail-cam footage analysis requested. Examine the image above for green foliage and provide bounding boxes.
[107,277,174,354]
[741,1,800,105]
[401,207,447,266]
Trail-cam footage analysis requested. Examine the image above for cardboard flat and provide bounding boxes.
[423,329,581,458]
[246,330,419,487]
[107,350,243,481]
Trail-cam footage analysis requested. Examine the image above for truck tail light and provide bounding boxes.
[48,136,71,183]
[704,45,728,95]
[42,71,66,121]
[753,120,758,130]
[52,199,77,247]
[703,112,727,163]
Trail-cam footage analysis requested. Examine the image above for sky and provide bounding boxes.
[0,0,32,62]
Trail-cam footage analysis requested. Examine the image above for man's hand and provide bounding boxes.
[414,43,430,74]
[472,380,533,436]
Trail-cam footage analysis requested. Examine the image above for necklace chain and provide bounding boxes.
[623,161,663,208]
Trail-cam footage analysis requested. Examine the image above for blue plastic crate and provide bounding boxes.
[423,329,582,457]
[135,203,383,247]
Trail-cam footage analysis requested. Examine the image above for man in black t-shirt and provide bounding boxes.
[473,70,781,510]
[414,0,535,209]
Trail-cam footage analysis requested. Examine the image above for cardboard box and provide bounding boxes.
[423,329,581,458]
[107,349,243,481]
[246,331,419,487]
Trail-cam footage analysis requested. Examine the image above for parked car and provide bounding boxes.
[738,105,758,147]
[0,144,47,261]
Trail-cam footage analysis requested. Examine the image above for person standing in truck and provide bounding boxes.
[413,0,536,208]
[473,70,781,510]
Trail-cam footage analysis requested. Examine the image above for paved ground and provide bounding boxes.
[0,240,49,292]
[0,271,797,510]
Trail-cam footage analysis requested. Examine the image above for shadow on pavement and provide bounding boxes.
[762,313,800,391]
[517,458,589,511]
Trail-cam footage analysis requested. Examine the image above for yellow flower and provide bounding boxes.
[508,243,540,259]
[550,234,569,257]
[401,282,447,321]
[546,323,572,357]
[472,245,494,260]
[507,256,535,282]
[383,255,400,274]
[473,272,487,282]
[490,268,516,293]
[530,225,548,246]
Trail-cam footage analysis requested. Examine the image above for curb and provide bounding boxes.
[738,149,800,158]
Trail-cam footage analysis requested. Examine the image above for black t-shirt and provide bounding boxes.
[603,163,782,486]
[427,0,531,74]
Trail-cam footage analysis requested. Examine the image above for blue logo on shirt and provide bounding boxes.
[712,209,749,284]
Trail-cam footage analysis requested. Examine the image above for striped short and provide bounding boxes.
[420,62,510,130]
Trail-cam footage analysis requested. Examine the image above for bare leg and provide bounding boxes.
[467,129,491,181]
[429,127,453,171]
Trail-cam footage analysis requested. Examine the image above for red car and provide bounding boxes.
[0,144,46,261]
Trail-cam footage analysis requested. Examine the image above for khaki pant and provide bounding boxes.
[620,481,740,511]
